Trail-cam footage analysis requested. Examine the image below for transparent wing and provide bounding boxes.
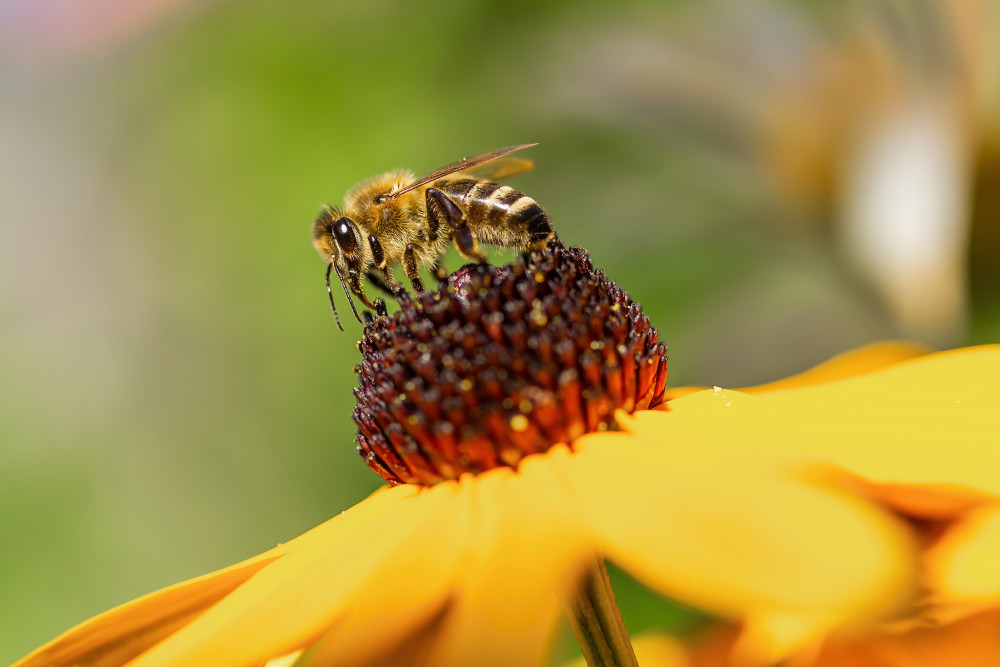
[463,156,535,181]
[387,143,537,200]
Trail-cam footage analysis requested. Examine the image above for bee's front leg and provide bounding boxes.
[426,188,487,263]
[345,268,378,311]
[366,235,407,299]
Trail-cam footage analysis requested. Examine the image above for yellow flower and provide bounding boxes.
[18,341,999,667]
[16,243,1000,666]
[578,343,1000,667]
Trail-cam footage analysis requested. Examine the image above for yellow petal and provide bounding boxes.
[14,546,297,667]
[810,608,1000,666]
[291,478,471,667]
[928,504,1000,621]
[849,481,994,521]
[648,345,1000,494]
[563,632,688,667]
[15,559,277,667]
[127,483,454,666]
[305,462,588,667]
[566,426,915,660]
[117,458,597,667]
[426,455,595,667]
[679,612,1000,667]
[663,341,931,401]
[740,341,932,394]
[570,346,1000,659]
[14,487,411,667]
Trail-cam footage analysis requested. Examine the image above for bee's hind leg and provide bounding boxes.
[403,244,425,293]
[426,188,487,263]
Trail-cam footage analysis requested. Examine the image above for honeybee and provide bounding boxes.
[312,143,555,330]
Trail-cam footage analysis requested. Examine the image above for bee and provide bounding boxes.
[312,143,555,330]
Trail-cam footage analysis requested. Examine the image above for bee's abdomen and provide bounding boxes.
[440,178,553,247]
[506,196,552,244]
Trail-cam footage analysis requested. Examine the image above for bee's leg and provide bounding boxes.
[426,207,439,243]
[426,188,487,263]
[383,269,409,298]
[366,234,407,298]
[346,270,378,310]
[403,243,425,293]
[365,269,402,298]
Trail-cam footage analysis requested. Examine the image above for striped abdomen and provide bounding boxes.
[435,177,554,249]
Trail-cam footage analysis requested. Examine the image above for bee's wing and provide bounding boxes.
[463,156,535,181]
[387,143,537,200]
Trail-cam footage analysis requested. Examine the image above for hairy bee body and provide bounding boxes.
[313,144,555,329]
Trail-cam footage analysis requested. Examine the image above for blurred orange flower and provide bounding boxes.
[17,343,1000,667]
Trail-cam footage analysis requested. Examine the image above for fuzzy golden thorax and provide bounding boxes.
[339,169,442,268]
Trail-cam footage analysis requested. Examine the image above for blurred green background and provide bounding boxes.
[1,0,998,663]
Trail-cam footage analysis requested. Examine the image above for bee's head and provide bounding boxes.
[312,205,364,331]
[312,205,364,265]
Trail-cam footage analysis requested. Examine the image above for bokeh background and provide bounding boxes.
[2,0,998,663]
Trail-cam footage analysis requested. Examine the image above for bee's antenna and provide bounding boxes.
[332,260,364,325]
[325,262,344,332]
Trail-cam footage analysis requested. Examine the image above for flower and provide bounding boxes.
[352,245,667,486]
[16,246,1000,667]
[578,344,1000,667]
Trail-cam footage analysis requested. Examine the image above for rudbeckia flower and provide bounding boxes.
[16,244,999,667]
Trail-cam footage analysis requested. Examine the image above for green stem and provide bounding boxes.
[562,556,638,667]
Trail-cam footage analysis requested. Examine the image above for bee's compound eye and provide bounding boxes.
[332,217,360,257]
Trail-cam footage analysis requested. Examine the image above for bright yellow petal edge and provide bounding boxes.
[664,340,932,400]
[16,344,999,667]
[649,344,1000,494]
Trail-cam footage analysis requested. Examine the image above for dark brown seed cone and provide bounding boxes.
[353,242,668,486]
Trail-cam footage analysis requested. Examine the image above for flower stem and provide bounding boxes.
[562,556,638,667]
